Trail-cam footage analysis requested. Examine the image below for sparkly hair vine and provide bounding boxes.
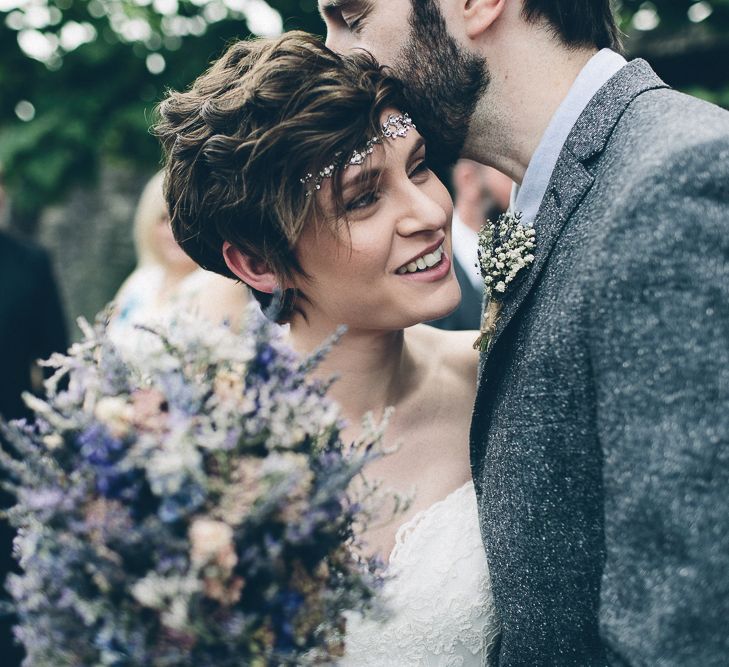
[300,113,415,197]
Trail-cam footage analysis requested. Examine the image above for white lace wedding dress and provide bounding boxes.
[341,481,500,666]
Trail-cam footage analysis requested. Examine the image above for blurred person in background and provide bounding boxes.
[110,170,199,330]
[0,169,68,666]
[172,264,251,332]
[429,160,512,331]
[109,171,249,346]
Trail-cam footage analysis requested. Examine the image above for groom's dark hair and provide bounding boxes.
[412,0,621,53]
[520,0,622,50]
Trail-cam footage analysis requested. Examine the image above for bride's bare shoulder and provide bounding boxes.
[406,324,479,384]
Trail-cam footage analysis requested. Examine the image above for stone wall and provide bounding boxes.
[4,164,153,341]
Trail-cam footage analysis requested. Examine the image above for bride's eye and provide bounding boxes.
[409,158,430,180]
[346,190,379,212]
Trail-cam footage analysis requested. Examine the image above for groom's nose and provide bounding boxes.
[322,27,357,56]
[319,3,349,54]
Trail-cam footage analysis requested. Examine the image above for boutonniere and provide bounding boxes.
[473,211,536,352]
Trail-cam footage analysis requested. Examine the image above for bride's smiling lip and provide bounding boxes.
[395,237,447,273]
[397,250,451,283]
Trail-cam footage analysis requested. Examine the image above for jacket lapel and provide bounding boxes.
[481,59,669,364]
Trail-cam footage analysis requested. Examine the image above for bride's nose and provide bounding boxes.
[395,184,450,237]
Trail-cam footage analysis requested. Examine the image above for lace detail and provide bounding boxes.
[341,481,500,666]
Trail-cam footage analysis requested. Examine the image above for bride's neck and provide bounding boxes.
[289,319,417,423]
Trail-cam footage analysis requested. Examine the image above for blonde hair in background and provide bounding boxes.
[133,170,168,267]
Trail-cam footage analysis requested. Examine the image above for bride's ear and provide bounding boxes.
[222,241,278,294]
[463,0,506,41]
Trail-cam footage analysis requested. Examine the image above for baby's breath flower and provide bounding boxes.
[475,211,536,352]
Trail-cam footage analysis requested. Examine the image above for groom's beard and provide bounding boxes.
[396,0,490,178]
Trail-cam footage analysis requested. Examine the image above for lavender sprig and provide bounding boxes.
[0,303,397,666]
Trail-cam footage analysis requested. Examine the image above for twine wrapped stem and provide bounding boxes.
[473,300,502,352]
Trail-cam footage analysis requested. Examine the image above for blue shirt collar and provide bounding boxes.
[513,48,627,226]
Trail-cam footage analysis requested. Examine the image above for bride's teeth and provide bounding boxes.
[398,244,444,275]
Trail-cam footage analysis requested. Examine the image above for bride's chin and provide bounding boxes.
[425,289,463,323]
[403,297,464,328]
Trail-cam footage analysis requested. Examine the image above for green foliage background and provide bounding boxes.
[0,0,727,222]
[0,0,323,223]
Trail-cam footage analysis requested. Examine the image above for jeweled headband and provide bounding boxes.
[300,112,415,197]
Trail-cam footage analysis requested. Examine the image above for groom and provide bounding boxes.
[321,0,729,664]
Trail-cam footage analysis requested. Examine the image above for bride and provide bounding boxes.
[155,31,499,665]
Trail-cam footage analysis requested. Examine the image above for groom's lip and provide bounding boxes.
[396,251,451,283]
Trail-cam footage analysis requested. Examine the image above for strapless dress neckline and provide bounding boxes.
[388,481,475,565]
[341,479,500,666]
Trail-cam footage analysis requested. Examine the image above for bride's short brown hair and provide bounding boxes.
[154,31,406,318]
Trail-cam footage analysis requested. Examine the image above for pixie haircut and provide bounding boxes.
[154,31,407,318]
[520,0,622,50]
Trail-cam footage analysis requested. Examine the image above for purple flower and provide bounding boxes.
[0,304,391,666]
[77,424,141,501]
[272,590,305,650]
[158,484,206,523]
[77,424,124,465]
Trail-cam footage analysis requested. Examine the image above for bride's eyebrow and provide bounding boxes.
[409,137,425,160]
[342,167,382,195]
[342,137,425,190]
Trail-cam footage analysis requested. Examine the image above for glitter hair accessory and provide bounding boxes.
[300,113,415,197]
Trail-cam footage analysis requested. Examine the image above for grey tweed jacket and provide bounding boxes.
[470,59,729,666]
